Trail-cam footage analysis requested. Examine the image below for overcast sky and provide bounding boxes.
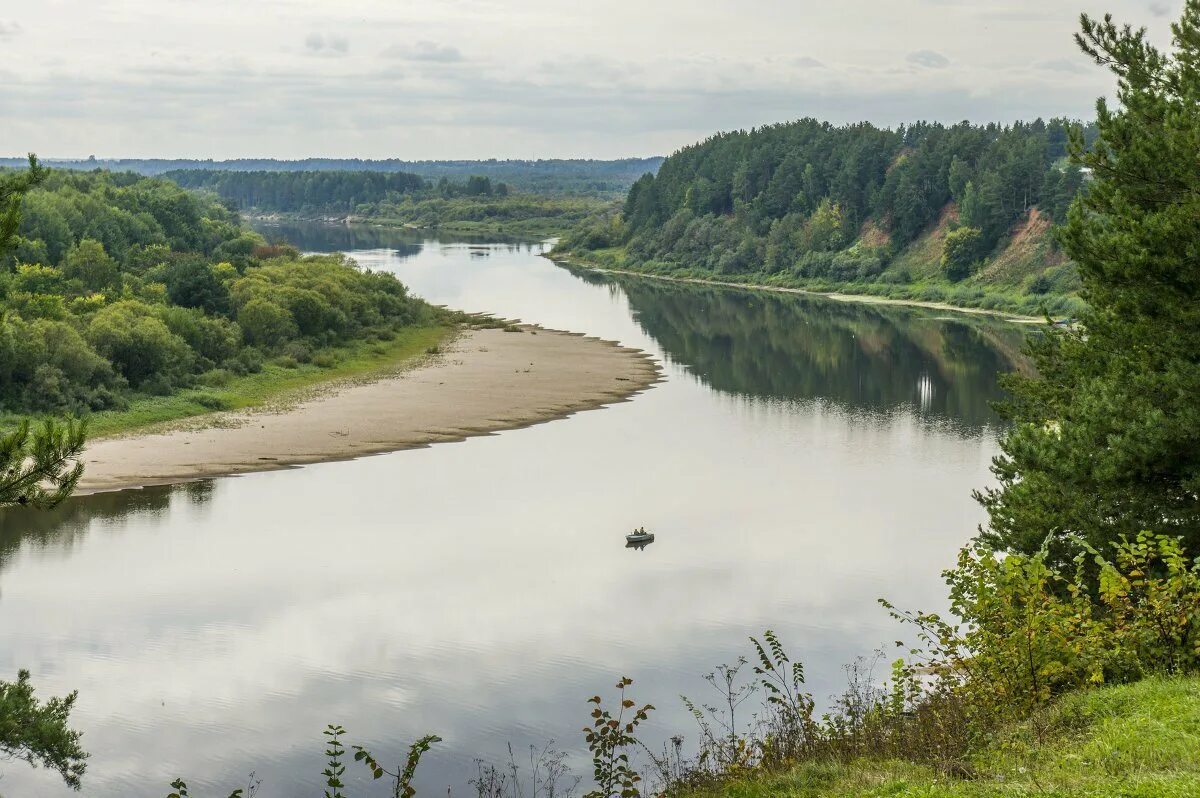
[0,0,1182,160]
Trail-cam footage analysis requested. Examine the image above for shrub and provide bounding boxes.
[238,298,297,348]
[87,301,193,387]
[61,238,121,292]
[941,227,984,281]
[162,258,230,315]
[884,533,1200,728]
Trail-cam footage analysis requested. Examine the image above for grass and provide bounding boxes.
[72,324,452,438]
[679,677,1200,797]
[555,246,1086,319]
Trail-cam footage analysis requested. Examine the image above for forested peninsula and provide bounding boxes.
[558,119,1097,316]
[164,169,608,237]
[0,165,451,432]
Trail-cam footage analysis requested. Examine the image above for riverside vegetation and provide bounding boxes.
[4,2,1200,797]
[164,169,610,238]
[0,162,463,435]
[554,104,1107,315]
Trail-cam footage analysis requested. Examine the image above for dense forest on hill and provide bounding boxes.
[164,169,606,236]
[0,167,437,418]
[0,157,664,198]
[559,118,1098,314]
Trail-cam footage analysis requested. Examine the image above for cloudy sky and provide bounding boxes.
[0,0,1182,159]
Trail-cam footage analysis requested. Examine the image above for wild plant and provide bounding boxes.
[470,741,580,798]
[582,677,654,798]
[163,727,439,798]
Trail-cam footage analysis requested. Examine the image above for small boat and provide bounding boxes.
[626,527,655,545]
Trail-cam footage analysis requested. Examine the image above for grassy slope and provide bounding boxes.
[70,325,452,438]
[562,207,1086,317]
[681,678,1200,798]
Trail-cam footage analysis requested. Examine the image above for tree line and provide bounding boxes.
[0,158,665,198]
[0,166,433,415]
[163,169,519,215]
[566,118,1096,286]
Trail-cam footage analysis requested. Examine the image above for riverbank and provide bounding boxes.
[76,325,661,494]
[77,325,453,438]
[550,255,1052,324]
[674,677,1200,797]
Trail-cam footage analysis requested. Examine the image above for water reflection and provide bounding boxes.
[600,273,1028,432]
[253,221,545,259]
[0,227,1027,797]
[0,483,214,571]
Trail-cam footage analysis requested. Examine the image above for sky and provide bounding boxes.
[0,0,1184,160]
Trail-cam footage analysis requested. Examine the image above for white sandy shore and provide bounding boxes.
[77,326,662,495]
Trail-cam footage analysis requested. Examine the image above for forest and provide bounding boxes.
[559,118,1097,314]
[0,157,665,198]
[0,166,436,418]
[163,169,606,236]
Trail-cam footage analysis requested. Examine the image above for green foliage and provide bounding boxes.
[87,301,193,388]
[885,533,1200,729]
[163,169,608,235]
[237,298,296,348]
[150,158,662,200]
[669,677,1200,797]
[0,155,47,258]
[940,227,984,281]
[980,0,1200,559]
[165,726,438,798]
[323,724,348,798]
[583,678,655,798]
[560,115,1095,310]
[0,164,433,416]
[352,733,442,798]
[162,258,231,315]
[0,419,88,790]
[0,417,86,509]
[0,669,88,790]
[61,238,120,292]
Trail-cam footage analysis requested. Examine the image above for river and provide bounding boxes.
[0,224,1028,797]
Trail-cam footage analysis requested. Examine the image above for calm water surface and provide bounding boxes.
[0,225,1028,797]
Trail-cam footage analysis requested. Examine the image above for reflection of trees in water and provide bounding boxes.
[252,223,425,258]
[595,273,1030,432]
[250,222,548,259]
[0,481,215,572]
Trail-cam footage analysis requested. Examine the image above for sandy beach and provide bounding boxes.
[78,326,661,494]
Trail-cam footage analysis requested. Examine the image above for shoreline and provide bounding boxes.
[77,325,662,495]
[549,256,1050,324]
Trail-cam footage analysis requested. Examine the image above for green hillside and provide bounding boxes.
[557,119,1095,316]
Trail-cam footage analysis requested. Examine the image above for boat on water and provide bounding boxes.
[626,527,655,545]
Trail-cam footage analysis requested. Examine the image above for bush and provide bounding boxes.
[885,533,1200,727]
[86,301,193,387]
[61,238,121,292]
[238,298,297,348]
[162,258,230,315]
[312,351,339,368]
[941,227,984,281]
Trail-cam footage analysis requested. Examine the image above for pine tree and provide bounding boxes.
[979,3,1200,558]
[0,157,90,788]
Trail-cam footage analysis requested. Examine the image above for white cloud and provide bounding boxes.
[0,0,1182,158]
[906,50,950,69]
[383,40,463,62]
[304,32,349,56]
[0,19,21,38]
